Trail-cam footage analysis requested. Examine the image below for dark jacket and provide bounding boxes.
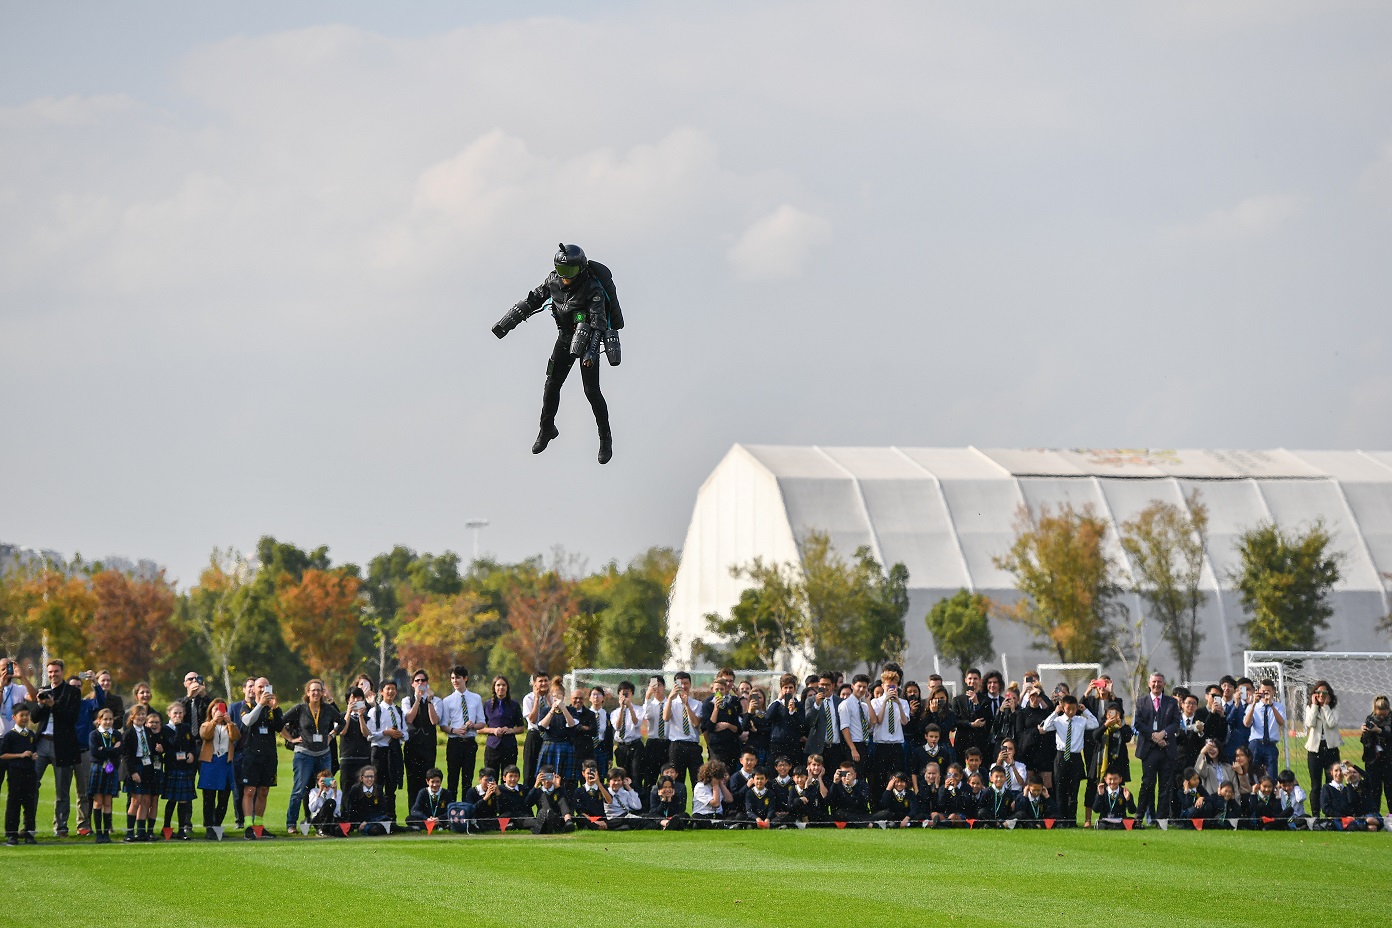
[828,780,869,818]
[744,786,781,820]
[1090,788,1136,819]
[344,784,392,822]
[1016,792,1060,821]
[766,697,803,745]
[527,786,572,819]
[88,728,124,767]
[32,681,82,766]
[517,271,611,334]
[409,786,454,822]
[1133,694,1181,762]
[977,787,1018,821]
[877,789,914,819]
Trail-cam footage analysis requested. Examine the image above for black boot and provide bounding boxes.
[598,434,613,465]
[532,424,559,454]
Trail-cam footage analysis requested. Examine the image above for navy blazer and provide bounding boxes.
[1132,694,1181,761]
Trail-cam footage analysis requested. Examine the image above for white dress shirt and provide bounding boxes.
[870,695,910,743]
[611,703,644,743]
[369,701,410,747]
[644,698,668,740]
[838,697,873,743]
[0,683,26,736]
[438,689,484,737]
[521,692,551,732]
[604,786,643,818]
[666,695,703,743]
[692,782,721,815]
[1040,707,1098,753]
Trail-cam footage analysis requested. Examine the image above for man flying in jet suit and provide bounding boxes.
[492,243,620,465]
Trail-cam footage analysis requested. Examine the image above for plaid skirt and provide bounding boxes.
[162,767,197,802]
[126,766,162,795]
[88,760,121,798]
[538,740,576,783]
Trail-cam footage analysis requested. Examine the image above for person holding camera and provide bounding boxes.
[803,672,841,772]
[1360,694,1391,813]
[337,686,373,796]
[238,677,283,839]
[178,671,212,755]
[828,760,870,824]
[521,671,554,785]
[0,658,39,804]
[571,759,610,827]
[951,669,990,760]
[610,681,645,793]
[869,669,910,799]
[702,669,743,770]
[1174,693,1206,775]
[766,673,804,767]
[536,678,578,787]
[639,675,670,792]
[837,674,876,782]
[402,670,443,809]
[1303,680,1341,816]
[1244,679,1286,779]
[666,671,705,793]
[30,659,82,837]
[524,764,574,834]
[283,678,344,836]
[197,698,239,838]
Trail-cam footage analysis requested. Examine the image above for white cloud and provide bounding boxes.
[1163,194,1303,242]
[726,205,833,281]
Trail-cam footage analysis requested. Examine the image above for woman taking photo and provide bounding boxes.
[1304,680,1341,815]
[1360,694,1391,812]
[482,676,524,774]
[338,686,373,796]
[537,677,578,787]
[198,699,239,840]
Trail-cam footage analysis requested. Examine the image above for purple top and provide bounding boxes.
[484,697,523,750]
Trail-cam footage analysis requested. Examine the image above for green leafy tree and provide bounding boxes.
[1120,492,1209,682]
[994,503,1123,663]
[361,546,464,679]
[925,589,995,684]
[180,549,255,701]
[859,553,910,678]
[586,547,677,669]
[1232,522,1341,651]
[701,558,805,670]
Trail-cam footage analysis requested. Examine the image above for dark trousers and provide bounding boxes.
[614,741,644,791]
[522,730,543,785]
[669,741,703,793]
[446,737,480,797]
[201,789,230,827]
[405,739,439,808]
[1137,750,1175,820]
[1053,752,1086,821]
[846,742,869,781]
[371,743,404,812]
[769,739,803,766]
[5,780,37,837]
[1306,745,1340,815]
[641,739,669,791]
[870,741,904,798]
[540,333,610,438]
[484,742,517,779]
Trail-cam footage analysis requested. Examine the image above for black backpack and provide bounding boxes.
[587,261,625,330]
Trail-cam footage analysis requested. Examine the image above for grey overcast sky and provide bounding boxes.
[3,1,1391,586]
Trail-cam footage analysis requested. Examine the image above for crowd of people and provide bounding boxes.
[2,656,1390,844]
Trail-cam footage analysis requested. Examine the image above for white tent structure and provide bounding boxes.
[667,446,1392,683]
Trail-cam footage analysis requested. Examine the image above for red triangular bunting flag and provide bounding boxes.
[1341,816,1354,830]
[253,825,264,838]
[1122,818,1135,831]
[1193,819,1204,831]
[834,821,847,829]
[1261,816,1274,824]
[1043,818,1055,830]
[757,819,770,829]
[586,815,601,824]
[338,822,351,836]
[161,827,173,840]
[966,818,977,829]
[498,817,510,832]
[425,817,437,835]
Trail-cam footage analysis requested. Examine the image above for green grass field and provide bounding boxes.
[4,742,1389,928]
[1,829,1389,928]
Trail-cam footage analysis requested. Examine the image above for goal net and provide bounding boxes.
[1243,651,1392,735]
[564,668,787,707]
[1035,663,1105,697]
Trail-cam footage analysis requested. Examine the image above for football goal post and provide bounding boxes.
[1244,650,1392,771]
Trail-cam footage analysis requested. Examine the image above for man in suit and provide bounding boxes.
[803,673,841,771]
[951,669,990,760]
[31,660,82,837]
[1133,672,1180,823]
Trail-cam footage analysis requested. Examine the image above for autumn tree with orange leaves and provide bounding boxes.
[86,570,180,684]
[502,573,580,677]
[274,568,364,693]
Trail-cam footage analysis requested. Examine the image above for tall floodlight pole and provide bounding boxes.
[465,519,490,563]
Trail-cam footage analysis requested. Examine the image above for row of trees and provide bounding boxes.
[698,530,910,677]
[926,492,1344,700]
[0,537,676,703]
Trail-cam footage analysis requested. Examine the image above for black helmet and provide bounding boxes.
[553,242,587,279]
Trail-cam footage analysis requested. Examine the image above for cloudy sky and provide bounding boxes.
[2,1,1390,586]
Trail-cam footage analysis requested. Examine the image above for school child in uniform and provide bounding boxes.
[873,771,914,827]
[1013,774,1060,828]
[408,767,454,831]
[976,765,1019,826]
[308,769,343,836]
[783,766,825,824]
[571,761,610,829]
[86,707,122,844]
[1176,767,1210,826]
[913,763,943,825]
[160,702,198,840]
[728,750,759,811]
[122,706,157,842]
[938,764,971,826]
[604,767,646,830]
[524,764,574,834]
[1244,775,1283,830]
[742,767,781,827]
[643,776,687,830]
[344,766,392,836]
[1090,770,1136,828]
[770,756,795,806]
[1,703,39,845]
[828,761,869,824]
[496,764,531,827]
